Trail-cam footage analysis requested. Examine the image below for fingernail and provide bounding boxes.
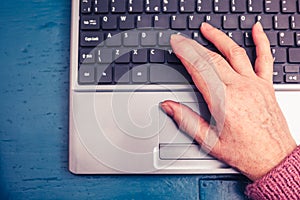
[160,103,174,117]
[201,22,213,31]
[170,34,186,43]
[256,21,264,32]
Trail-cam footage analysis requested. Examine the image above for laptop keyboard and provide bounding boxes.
[78,0,300,85]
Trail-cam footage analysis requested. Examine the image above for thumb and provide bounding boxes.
[160,100,218,150]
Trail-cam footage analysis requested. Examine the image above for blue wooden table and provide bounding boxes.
[0,1,249,199]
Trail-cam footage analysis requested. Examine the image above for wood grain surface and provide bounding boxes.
[0,0,249,199]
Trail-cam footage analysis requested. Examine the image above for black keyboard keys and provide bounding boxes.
[94,0,109,13]
[128,0,143,13]
[102,16,117,30]
[273,64,284,83]
[231,0,246,13]
[171,15,187,29]
[248,0,263,13]
[79,65,95,84]
[80,32,103,47]
[180,0,195,13]
[281,0,297,13]
[132,49,148,63]
[150,49,165,63]
[289,48,300,63]
[145,0,161,13]
[163,0,177,13]
[279,32,294,46]
[81,16,100,30]
[111,0,126,13]
[81,0,92,13]
[265,0,280,13]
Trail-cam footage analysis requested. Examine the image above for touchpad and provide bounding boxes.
[159,102,211,144]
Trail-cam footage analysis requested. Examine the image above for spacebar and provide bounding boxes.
[150,64,192,83]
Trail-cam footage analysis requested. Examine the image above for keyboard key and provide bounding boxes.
[265,31,278,46]
[272,47,287,63]
[273,64,284,83]
[128,0,143,13]
[166,49,181,63]
[80,32,103,47]
[197,0,212,13]
[80,49,95,63]
[150,49,165,63]
[132,65,149,83]
[189,15,204,29]
[123,31,139,47]
[180,0,195,13]
[291,15,300,30]
[296,32,300,46]
[102,16,117,30]
[115,64,130,83]
[119,15,135,30]
[94,0,109,13]
[97,48,113,64]
[114,48,130,64]
[265,0,280,13]
[158,31,173,46]
[279,32,294,46]
[285,73,300,83]
[132,49,148,63]
[214,0,230,13]
[205,15,222,28]
[150,64,192,83]
[285,65,299,73]
[248,0,263,13]
[171,15,187,29]
[154,15,170,29]
[274,15,289,30]
[193,32,208,45]
[228,31,244,45]
[281,0,297,13]
[240,15,256,29]
[137,15,152,29]
[96,65,113,83]
[79,65,95,84]
[146,0,161,13]
[163,0,178,13]
[289,48,300,63]
[223,15,238,29]
[231,0,246,13]
[257,15,273,29]
[245,32,254,46]
[111,0,126,13]
[81,0,92,13]
[141,31,157,47]
[81,16,100,30]
[105,32,122,46]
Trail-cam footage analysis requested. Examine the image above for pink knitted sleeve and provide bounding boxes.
[245,146,300,200]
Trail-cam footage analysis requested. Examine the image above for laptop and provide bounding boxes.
[69,0,300,174]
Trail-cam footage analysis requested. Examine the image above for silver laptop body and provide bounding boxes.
[69,0,300,174]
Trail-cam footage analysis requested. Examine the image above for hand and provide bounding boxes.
[161,22,297,181]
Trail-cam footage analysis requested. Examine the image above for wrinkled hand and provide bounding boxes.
[161,22,297,181]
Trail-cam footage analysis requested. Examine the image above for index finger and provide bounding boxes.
[170,34,229,122]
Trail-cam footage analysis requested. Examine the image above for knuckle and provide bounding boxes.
[190,57,211,72]
[229,45,247,59]
[206,51,224,66]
